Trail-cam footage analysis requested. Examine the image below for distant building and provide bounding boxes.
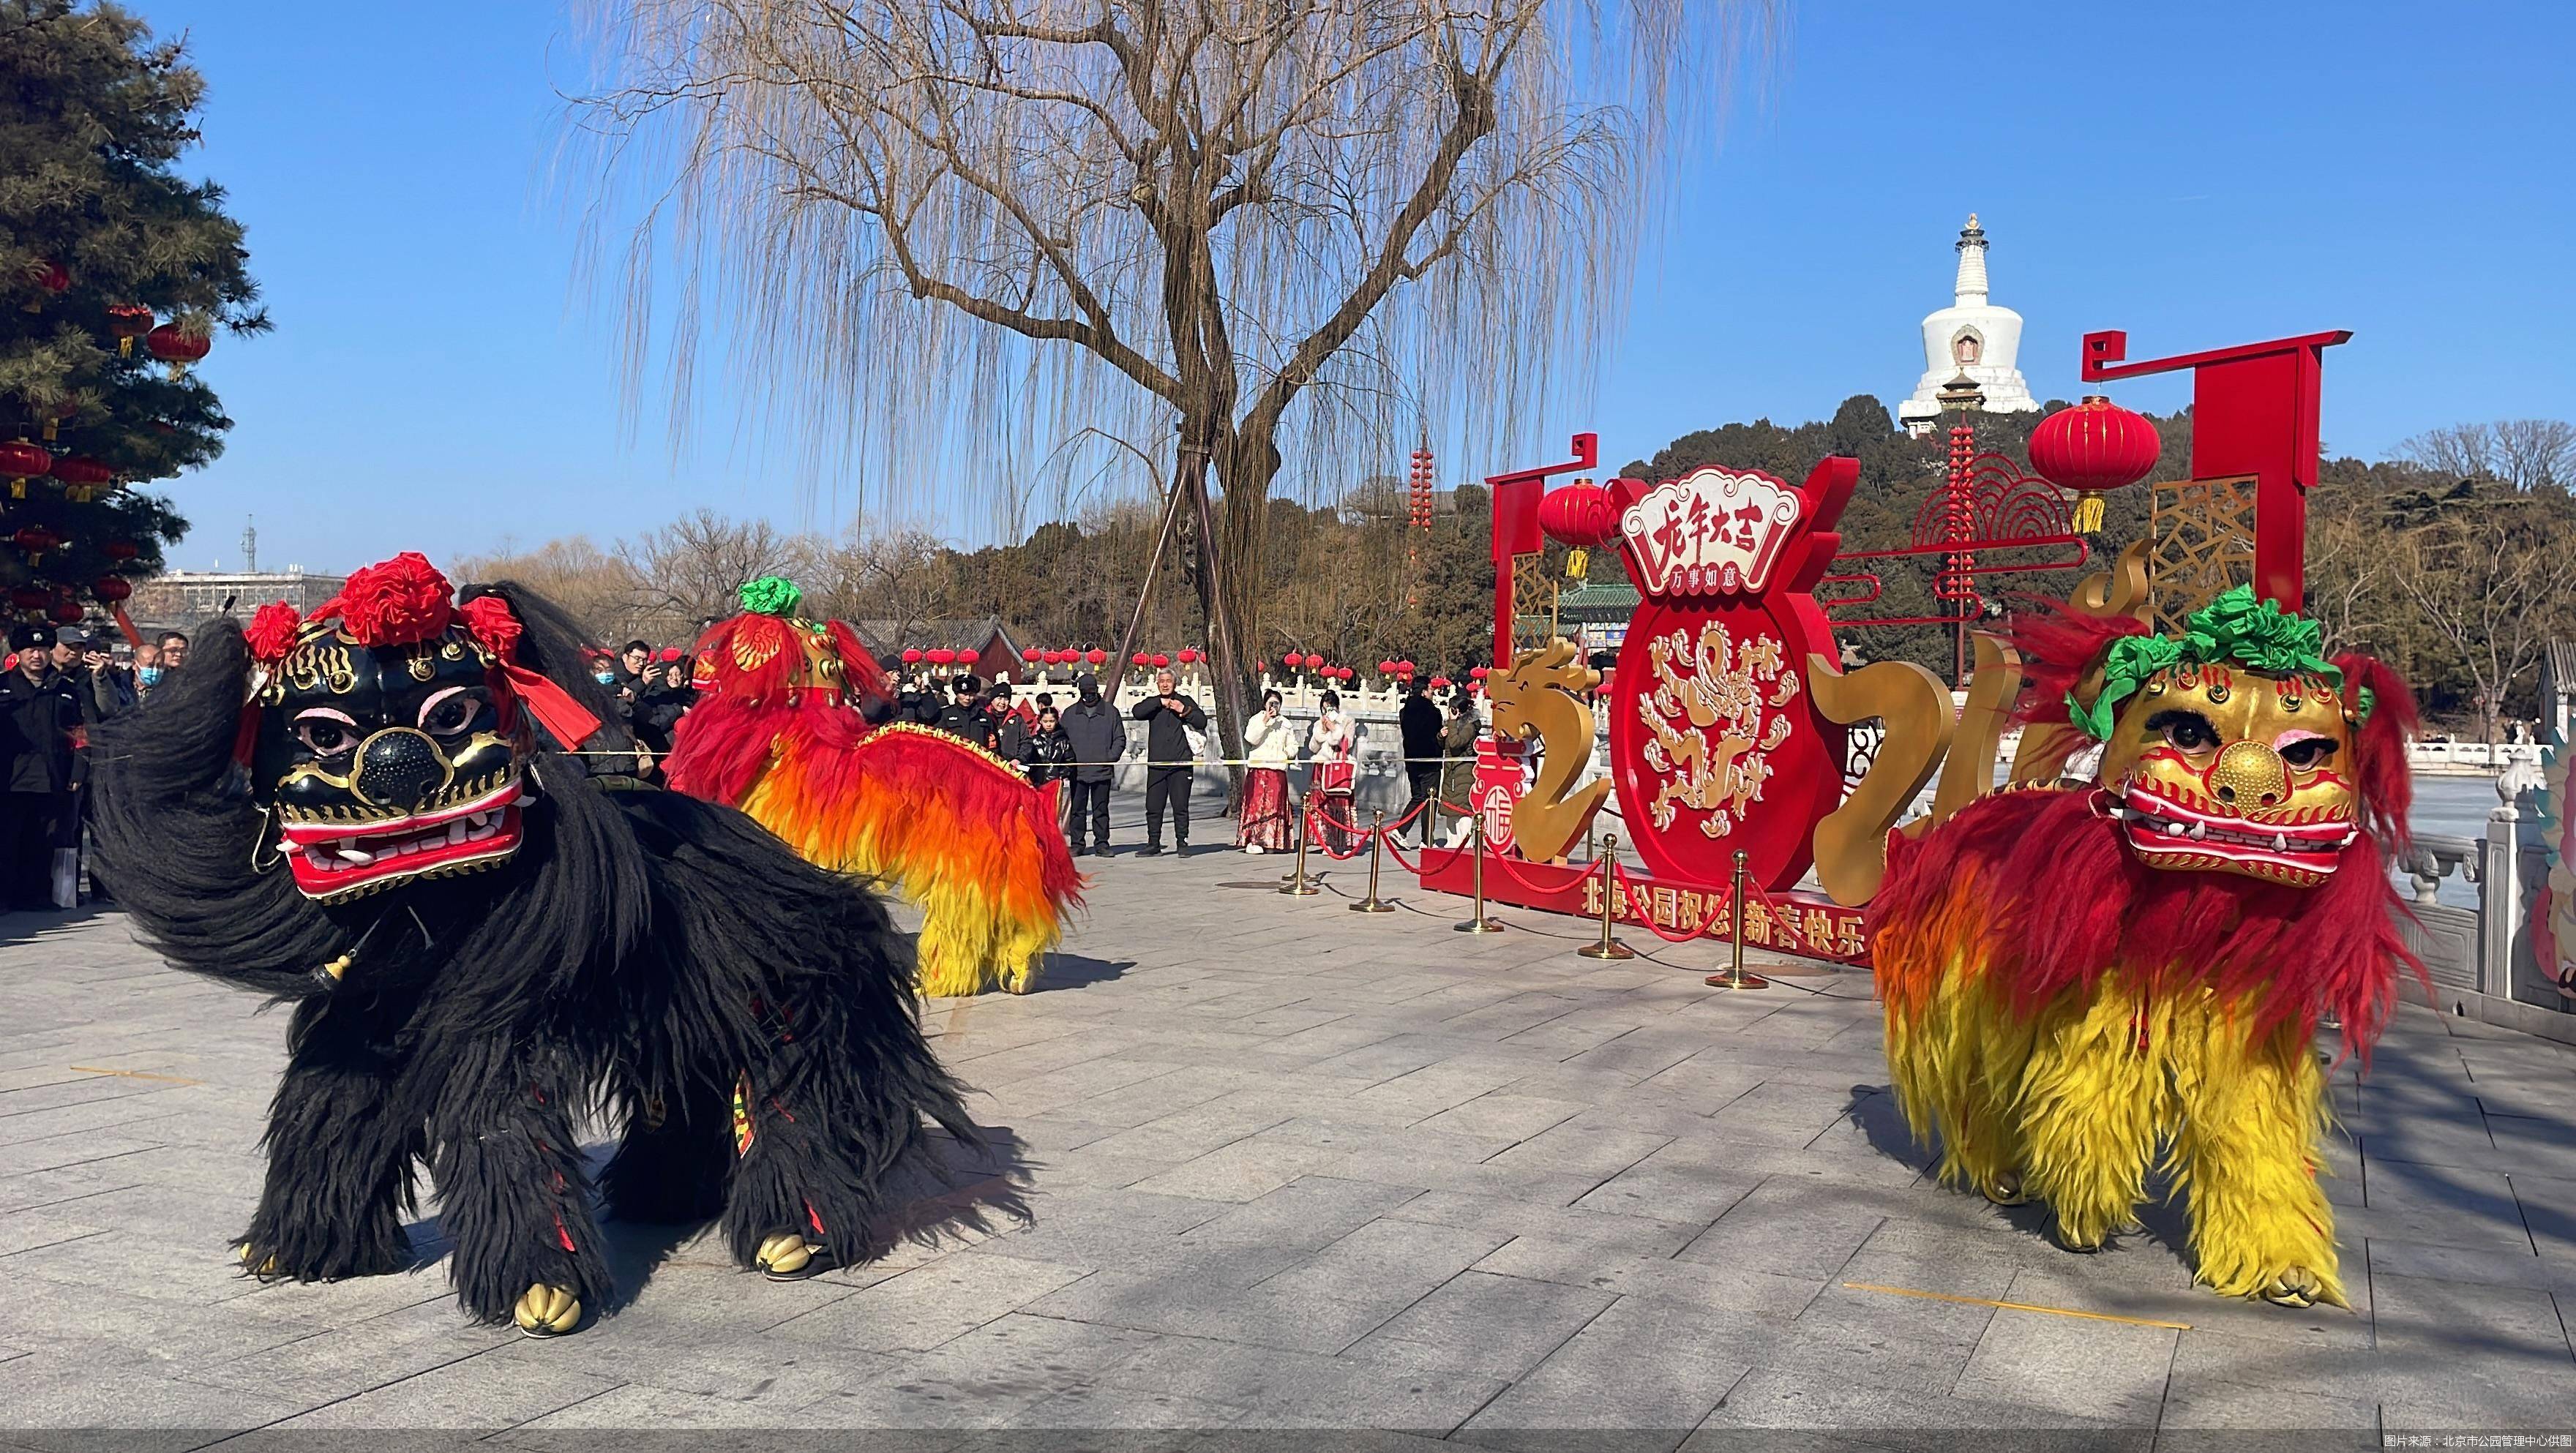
[1898,214,2043,435]
[128,568,347,636]
[847,617,1033,683]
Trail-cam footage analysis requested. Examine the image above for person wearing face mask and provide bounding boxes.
[130,641,163,696]
[1056,671,1125,856]
[1238,688,1296,854]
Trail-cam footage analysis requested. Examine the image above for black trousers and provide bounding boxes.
[1405,765,1439,831]
[1064,778,1112,850]
[1145,767,1191,846]
[2,792,57,912]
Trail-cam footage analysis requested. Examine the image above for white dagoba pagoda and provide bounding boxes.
[1898,214,2041,435]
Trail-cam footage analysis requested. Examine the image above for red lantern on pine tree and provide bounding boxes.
[48,598,83,626]
[107,304,154,357]
[13,524,62,564]
[1,440,53,499]
[2029,395,2160,533]
[47,454,113,501]
[24,259,69,309]
[91,575,132,604]
[145,322,211,376]
[102,538,139,564]
[9,586,47,613]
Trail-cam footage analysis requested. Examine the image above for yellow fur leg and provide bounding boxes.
[2168,1007,2345,1305]
[2010,983,2168,1249]
[1884,951,2037,1201]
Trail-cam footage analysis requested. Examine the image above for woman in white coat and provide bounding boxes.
[1238,689,1298,853]
[1306,689,1361,856]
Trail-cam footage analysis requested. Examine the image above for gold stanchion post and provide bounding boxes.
[1705,847,1769,989]
[1350,808,1396,913]
[1281,801,1321,897]
[1577,833,1633,960]
[1453,808,1505,934]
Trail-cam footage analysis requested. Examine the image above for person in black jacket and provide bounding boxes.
[1,626,82,911]
[935,676,999,751]
[1017,702,1074,786]
[1057,672,1125,855]
[1130,669,1207,855]
[1398,678,1443,842]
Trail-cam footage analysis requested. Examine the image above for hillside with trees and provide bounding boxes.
[462,397,2575,740]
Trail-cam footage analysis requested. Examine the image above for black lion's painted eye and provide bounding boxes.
[418,687,479,737]
[2280,736,2338,770]
[2146,709,2220,752]
[293,709,359,756]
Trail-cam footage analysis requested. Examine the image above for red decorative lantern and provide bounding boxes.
[107,304,154,357]
[901,647,924,664]
[926,647,956,666]
[23,260,69,310]
[48,598,82,626]
[1085,648,1107,666]
[145,322,211,376]
[1429,675,1450,689]
[1469,664,1489,680]
[1254,659,1268,674]
[9,586,48,612]
[47,454,113,501]
[13,524,62,563]
[1150,653,1170,669]
[1282,651,1306,669]
[102,538,140,563]
[1536,478,1620,547]
[1,440,53,499]
[2029,394,2161,533]
[1336,666,1355,681]
[92,575,132,604]
[1177,648,1199,664]
[1020,646,1042,663]
[1396,659,1416,678]
[1376,658,1397,676]
[1130,652,1150,667]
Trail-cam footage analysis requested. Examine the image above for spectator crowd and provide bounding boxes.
[2,615,1491,915]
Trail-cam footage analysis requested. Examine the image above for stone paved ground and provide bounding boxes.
[2,793,2574,1450]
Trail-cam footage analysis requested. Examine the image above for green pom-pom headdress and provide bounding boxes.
[2069,585,2343,740]
[739,576,803,617]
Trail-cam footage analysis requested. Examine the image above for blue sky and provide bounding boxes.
[135,0,2575,574]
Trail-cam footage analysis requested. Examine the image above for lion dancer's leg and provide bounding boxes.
[240,997,423,1283]
[1885,958,2035,1204]
[601,1075,733,1225]
[2168,999,2343,1307]
[424,1045,613,1337]
[2010,980,2171,1250]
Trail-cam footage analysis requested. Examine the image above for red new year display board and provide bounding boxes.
[1604,458,1857,893]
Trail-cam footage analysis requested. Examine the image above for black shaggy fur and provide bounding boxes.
[86,583,977,1327]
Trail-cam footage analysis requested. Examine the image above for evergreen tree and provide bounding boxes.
[1,0,263,631]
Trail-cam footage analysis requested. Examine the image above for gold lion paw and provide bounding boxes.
[236,1243,280,1279]
[2259,1269,2332,1310]
[755,1231,828,1280]
[513,1283,582,1337]
[1980,1171,2028,1207]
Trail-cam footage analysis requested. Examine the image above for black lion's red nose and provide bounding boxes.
[356,728,446,811]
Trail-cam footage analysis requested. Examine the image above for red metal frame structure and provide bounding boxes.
[1488,432,1598,667]
[2080,328,2351,610]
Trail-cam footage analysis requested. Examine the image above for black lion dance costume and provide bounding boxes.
[89,552,976,1337]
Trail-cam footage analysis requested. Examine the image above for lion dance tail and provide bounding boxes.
[671,699,1082,997]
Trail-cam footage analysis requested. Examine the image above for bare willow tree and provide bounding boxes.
[2398,418,2576,492]
[569,0,1763,763]
[618,508,804,636]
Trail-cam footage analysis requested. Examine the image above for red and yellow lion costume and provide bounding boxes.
[1869,586,2425,1308]
[664,579,1080,996]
